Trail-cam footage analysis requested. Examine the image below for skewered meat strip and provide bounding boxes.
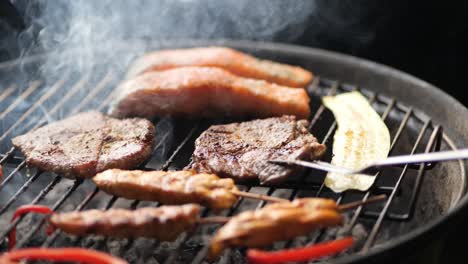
[126,46,313,88]
[191,116,326,184]
[92,169,238,210]
[208,198,343,260]
[49,204,200,241]
[109,67,310,119]
[12,111,155,179]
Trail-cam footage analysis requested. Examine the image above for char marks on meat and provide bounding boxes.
[12,111,155,178]
[191,116,326,184]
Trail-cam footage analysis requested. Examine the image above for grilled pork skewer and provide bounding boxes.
[92,169,286,210]
[50,204,202,241]
[49,197,382,244]
[208,196,386,260]
[109,67,310,119]
[126,46,313,87]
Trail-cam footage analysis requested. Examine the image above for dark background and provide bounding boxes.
[1,0,468,262]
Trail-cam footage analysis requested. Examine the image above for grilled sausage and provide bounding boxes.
[109,67,310,119]
[50,204,200,241]
[127,46,313,88]
[208,198,343,260]
[92,169,238,210]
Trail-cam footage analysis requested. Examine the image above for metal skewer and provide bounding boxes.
[269,148,468,175]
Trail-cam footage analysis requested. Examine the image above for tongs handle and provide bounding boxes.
[270,148,468,175]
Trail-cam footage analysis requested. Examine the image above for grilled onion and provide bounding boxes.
[322,91,390,192]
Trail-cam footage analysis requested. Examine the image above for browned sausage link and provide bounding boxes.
[127,47,313,88]
[208,198,343,260]
[92,169,239,210]
[109,67,310,119]
[50,204,200,241]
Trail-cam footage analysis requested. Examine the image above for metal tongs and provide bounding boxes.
[269,149,468,175]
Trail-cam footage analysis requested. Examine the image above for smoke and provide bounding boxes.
[3,0,385,73]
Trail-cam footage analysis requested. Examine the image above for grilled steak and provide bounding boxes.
[126,46,313,87]
[109,67,310,119]
[191,116,326,184]
[93,169,238,210]
[12,111,155,178]
[50,204,200,241]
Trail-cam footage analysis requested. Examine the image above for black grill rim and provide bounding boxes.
[0,39,467,264]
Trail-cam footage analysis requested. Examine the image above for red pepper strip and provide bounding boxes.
[0,248,128,264]
[247,237,354,264]
[8,205,55,250]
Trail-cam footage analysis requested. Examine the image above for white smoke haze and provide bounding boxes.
[4,0,382,77]
[11,0,317,73]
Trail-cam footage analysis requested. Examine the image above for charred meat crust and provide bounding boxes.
[50,204,200,241]
[12,111,155,179]
[191,116,326,184]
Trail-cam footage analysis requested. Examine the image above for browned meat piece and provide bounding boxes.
[126,46,313,88]
[12,111,155,178]
[191,116,326,184]
[50,204,200,241]
[92,169,238,210]
[208,198,343,260]
[109,67,310,119]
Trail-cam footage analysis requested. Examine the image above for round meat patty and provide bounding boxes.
[12,111,155,178]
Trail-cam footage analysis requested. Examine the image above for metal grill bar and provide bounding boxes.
[0,85,16,103]
[361,119,433,252]
[0,81,41,120]
[0,73,70,142]
[15,179,82,249]
[42,186,100,248]
[0,170,42,215]
[0,175,62,243]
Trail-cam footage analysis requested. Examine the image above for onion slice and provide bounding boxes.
[322,91,390,192]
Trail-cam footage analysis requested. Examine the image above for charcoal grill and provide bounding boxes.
[0,40,467,264]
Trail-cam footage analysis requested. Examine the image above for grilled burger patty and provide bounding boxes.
[109,67,310,119]
[12,111,155,178]
[50,204,200,241]
[126,46,313,88]
[191,116,326,184]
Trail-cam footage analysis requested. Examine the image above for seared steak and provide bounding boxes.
[12,111,155,178]
[191,116,326,184]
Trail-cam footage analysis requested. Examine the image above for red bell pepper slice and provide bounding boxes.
[8,205,55,250]
[247,237,354,264]
[0,248,128,264]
